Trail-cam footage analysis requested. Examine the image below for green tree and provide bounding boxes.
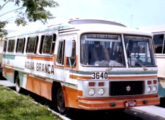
[0,0,58,37]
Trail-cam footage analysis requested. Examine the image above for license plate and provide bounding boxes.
[125,100,136,108]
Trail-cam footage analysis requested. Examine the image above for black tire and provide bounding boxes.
[15,74,21,92]
[56,87,68,114]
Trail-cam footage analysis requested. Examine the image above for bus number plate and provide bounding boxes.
[125,100,136,108]
[92,72,108,79]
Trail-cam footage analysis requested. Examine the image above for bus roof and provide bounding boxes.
[7,19,152,38]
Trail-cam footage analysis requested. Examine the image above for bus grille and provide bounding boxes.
[109,81,144,96]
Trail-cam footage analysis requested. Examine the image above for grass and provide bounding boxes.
[0,85,62,120]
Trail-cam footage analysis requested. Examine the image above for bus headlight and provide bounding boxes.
[98,88,104,95]
[88,88,95,96]
[146,86,151,93]
[152,86,157,92]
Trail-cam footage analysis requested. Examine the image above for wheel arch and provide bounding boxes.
[51,81,62,101]
[51,81,70,113]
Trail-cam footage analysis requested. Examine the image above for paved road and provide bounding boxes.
[0,80,15,87]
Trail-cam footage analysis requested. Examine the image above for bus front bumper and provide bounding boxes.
[78,95,160,110]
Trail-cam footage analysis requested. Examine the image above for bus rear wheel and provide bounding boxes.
[56,87,68,114]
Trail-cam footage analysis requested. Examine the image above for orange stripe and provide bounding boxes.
[53,54,56,66]
[78,95,160,110]
[64,56,79,70]
[70,74,157,80]
[3,67,14,75]
[4,64,13,68]
[26,76,52,100]
[27,55,53,61]
[70,74,92,80]
[62,86,83,108]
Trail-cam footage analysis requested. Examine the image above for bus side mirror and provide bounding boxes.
[65,40,73,57]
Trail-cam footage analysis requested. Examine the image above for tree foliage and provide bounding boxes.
[0,0,58,37]
[0,21,7,37]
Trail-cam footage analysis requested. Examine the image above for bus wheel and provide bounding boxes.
[56,87,68,114]
[15,74,21,92]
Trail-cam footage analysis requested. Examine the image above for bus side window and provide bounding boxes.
[56,40,65,65]
[8,39,15,52]
[66,40,76,67]
[40,34,56,55]
[153,34,164,53]
[3,41,7,52]
[16,38,25,53]
[52,34,56,54]
[26,36,38,54]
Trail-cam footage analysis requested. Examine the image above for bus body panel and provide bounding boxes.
[141,27,165,97]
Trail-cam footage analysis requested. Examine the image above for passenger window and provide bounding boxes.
[66,40,76,67]
[56,40,65,65]
[40,34,56,54]
[153,34,164,53]
[8,40,15,52]
[3,41,7,52]
[26,36,38,53]
[16,38,25,53]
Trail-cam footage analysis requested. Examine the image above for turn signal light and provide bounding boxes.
[153,80,157,84]
[147,81,152,85]
[98,82,104,86]
[89,82,95,86]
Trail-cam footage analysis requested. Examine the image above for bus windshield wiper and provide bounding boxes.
[136,59,148,71]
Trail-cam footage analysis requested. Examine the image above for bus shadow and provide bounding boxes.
[18,88,52,108]
[15,88,144,120]
[159,97,165,107]
[65,109,143,120]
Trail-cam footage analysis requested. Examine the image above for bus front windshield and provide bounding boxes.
[80,34,125,67]
[124,35,155,67]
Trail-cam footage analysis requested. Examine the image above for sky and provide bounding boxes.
[53,0,165,28]
[1,0,165,31]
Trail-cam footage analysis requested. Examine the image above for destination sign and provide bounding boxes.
[86,34,119,40]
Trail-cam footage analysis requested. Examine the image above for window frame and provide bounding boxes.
[7,39,15,53]
[39,34,56,55]
[153,34,165,54]
[3,40,7,53]
[26,36,38,54]
[16,38,25,53]
[56,40,65,66]
[80,33,125,67]
[66,40,76,68]
[124,35,156,67]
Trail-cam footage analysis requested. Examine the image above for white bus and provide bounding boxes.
[2,19,160,114]
[143,26,165,98]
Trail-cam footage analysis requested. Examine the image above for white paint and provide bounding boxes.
[0,80,15,87]
[131,106,165,118]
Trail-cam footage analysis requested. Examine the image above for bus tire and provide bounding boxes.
[15,73,21,92]
[56,86,68,114]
